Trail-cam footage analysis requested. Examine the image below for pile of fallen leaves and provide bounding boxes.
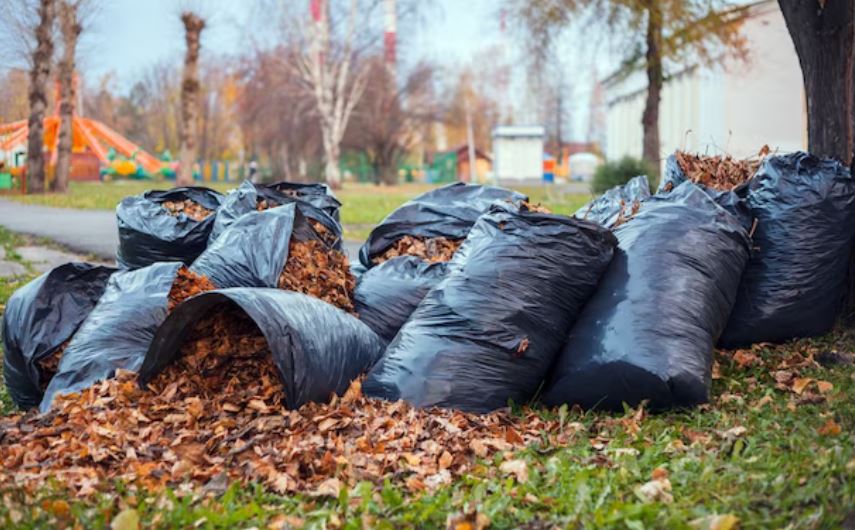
[167,268,217,312]
[256,198,280,212]
[279,239,355,313]
[162,199,213,222]
[673,145,770,191]
[373,236,463,265]
[0,343,576,498]
[519,201,552,214]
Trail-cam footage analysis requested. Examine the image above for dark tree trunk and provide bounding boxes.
[55,0,82,193]
[178,12,205,186]
[26,0,56,194]
[641,2,663,177]
[778,0,855,162]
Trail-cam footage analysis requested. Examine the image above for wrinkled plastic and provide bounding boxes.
[138,289,385,409]
[192,202,340,289]
[117,187,223,269]
[266,180,342,222]
[544,182,751,411]
[350,260,368,281]
[363,204,618,413]
[354,256,449,343]
[359,183,527,267]
[211,181,342,242]
[40,262,184,411]
[2,263,115,409]
[720,152,855,347]
[575,175,651,228]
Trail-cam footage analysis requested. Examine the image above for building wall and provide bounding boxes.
[604,1,805,164]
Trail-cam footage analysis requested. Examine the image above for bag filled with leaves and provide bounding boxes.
[543,182,750,411]
[210,181,342,242]
[39,262,215,411]
[719,152,855,347]
[363,202,618,413]
[358,182,527,268]
[354,256,449,343]
[138,288,385,409]
[2,263,116,409]
[116,186,223,269]
[191,203,354,311]
[575,175,651,229]
[266,180,342,222]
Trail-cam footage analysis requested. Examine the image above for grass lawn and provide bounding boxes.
[3,180,593,242]
[0,230,852,528]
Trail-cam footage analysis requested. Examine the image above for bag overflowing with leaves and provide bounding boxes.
[354,256,449,343]
[720,152,855,347]
[191,203,354,311]
[358,182,526,268]
[116,186,223,269]
[575,175,651,229]
[363,203,618,413]
[138,289,385,409]
[39,262,215,411]
[544,182,751,411]
[2,263,116,409]
[210,181,342,242]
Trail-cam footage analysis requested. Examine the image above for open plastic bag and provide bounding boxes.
[39,262,186,411]
[117,187,223,269]
[363,203,617,413]
[575,175,651,229]
[544,182,750,411]
[2,263,115,409]
[720,152,855,347]
[266,180,342,222]
[354,256,449,343]
[138,289,384,409]
[358,182,527,268]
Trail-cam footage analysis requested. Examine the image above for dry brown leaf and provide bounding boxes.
[817,418,842,437]
[499,459,529,483]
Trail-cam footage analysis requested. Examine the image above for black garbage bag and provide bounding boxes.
[350,260,368,281]
[40,262,185,411]
[354,256,449,343]
[210,181,343,242]
[192,202,342,289]
[720,152,855,347]
[575,175,651,228]
[358,182,527,268]
[543,182,751,411]
[117,187,223,269]
[266,180,342,222]
[2,263,116,409]
[138,289,385,409]
[657,154,753,229]
[363,203,618,413]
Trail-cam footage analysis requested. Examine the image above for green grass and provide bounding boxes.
[4,181,592,243]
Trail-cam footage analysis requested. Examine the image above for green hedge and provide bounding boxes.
[592,156,655,194]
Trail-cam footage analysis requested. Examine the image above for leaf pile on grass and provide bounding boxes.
[674,145,770,191]
[373,236,463,265]
[161,199,213,222]
[278,239,355,313]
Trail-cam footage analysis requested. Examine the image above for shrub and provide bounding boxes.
[592,156,655,194]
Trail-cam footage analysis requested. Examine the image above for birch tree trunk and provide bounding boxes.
[55,0,81,193]
[26,0,56,194]
[178,12,205,186]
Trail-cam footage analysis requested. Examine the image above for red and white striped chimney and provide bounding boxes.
[384,0,397,74]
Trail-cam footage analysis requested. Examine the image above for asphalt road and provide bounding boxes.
[0,199,363,262]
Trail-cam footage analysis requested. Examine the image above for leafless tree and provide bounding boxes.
[178,11,205,186]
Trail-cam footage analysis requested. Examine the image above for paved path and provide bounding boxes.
[0,199,363,261]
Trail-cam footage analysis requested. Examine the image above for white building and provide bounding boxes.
[603,0,805,164]
[492,125,545,182]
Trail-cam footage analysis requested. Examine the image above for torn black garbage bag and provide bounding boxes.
[720,152,855,347]
[192,202,343,289]
[2,263,116,410]
[138,289,385,409]
[266,180,342,222]
[363,203,617,413]
[543,181,750,411]
[210,180,342,242]
[358,182,527,268]
[116,186,223,269]
[39,262,185,411]
[575,175,650,229]
[354,256,449,343]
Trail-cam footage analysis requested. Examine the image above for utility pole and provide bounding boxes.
[466,98,477,183]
